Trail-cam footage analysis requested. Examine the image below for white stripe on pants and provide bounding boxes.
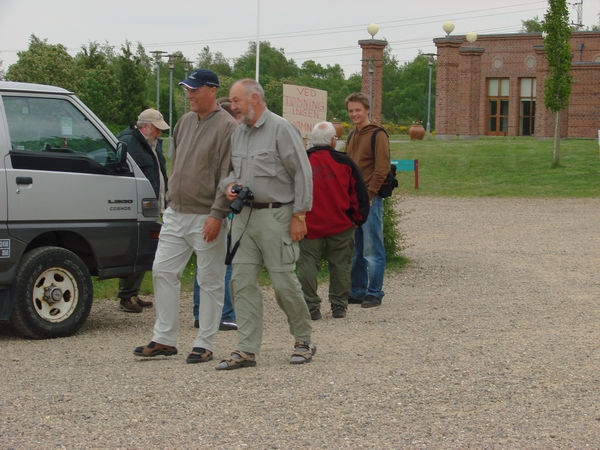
[151,208,227,350]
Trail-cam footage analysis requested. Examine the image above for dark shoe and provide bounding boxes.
[215,350,257,370]
[219,322,238,331]
[134,296,153,308]
[133,341,178,357]
[120,297,143,313]
[331,304,347,318]
[348,296,363,304]
[289,341,317,364]
[361,295,382,308]
[310,309,322,321]
[194,319,199,328]
[186,347,214,364]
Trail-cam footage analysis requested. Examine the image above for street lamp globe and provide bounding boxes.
[367,23,379,39]
[466,31,478,45]
[443,21,455,36]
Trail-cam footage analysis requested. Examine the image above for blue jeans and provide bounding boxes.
[351,196,385,300]
[193,264,235,323]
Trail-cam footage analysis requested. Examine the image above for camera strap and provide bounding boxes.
[225,201,254,265]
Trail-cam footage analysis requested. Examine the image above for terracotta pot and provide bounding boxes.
[409,125,426,140]
[331,121,344,138]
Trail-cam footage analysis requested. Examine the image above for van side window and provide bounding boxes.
[3,96,122,171]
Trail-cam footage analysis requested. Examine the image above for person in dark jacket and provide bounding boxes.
[116,109,169,312]
[297,121,370,320]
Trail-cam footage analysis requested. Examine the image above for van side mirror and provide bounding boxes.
[116,141,128,165]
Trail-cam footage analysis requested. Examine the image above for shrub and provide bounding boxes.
[383,194,404,260]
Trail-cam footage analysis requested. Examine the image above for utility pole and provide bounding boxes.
[571,0,584,30]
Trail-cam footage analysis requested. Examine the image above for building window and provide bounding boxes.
[487,78,509,135]
[520,78,536,136]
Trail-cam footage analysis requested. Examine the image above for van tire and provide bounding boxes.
[11,246,93,339]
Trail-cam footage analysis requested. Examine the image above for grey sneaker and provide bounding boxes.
[289,341,317,364]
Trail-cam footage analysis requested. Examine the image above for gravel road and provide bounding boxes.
[1,196,600,449]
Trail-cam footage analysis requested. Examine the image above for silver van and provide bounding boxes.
[0,81,161,338]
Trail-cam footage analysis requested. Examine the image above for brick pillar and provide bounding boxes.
[458,46,485,139]
[358,39,387,124]
[434,38,462,139]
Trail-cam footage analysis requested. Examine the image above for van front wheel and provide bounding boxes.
[11,246,93,339]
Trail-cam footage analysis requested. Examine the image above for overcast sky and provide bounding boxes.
[1,0,596,77]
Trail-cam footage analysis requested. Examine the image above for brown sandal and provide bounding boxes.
[186,347,214,364]
[133,341,177,357]
[215,350,257,370]
[289,341,316,364]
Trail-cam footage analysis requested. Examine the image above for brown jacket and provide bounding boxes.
[345,123,390,201]
[167,105,238,220]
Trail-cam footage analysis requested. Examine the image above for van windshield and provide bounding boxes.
[3,96,118,167]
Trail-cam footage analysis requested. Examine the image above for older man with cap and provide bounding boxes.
[134,69,238,364]
[116,109,169,313]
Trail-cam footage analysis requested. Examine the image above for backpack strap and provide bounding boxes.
[370,127,388,155]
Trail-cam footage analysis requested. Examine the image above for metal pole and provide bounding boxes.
[168,55,174,157]
[255,0,260,82]
[426,59,433,139]
[183,61,190,115]
[151,51,166,111]
[156,62,160,111]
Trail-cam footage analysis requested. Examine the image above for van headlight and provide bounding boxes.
[142,199,159,218]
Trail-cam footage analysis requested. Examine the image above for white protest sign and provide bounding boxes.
[282,84,327,139]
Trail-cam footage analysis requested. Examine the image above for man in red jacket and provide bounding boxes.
[297,122,369,319]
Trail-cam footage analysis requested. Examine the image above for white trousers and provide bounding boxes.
[151,208,227,350]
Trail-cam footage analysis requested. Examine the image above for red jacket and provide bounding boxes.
[305,146,370,239]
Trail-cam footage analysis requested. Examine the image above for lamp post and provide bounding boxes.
[168,54,175,156]
[151,51,167,110]
[255,0,260,82]
[183,60,191,115]
[424,53,436,140]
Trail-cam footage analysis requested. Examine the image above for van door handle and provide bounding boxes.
[16,177,33,185]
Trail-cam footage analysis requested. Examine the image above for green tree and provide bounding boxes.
[232,41,299,85]
[196,46,232,77]
[116,41,151,125]
[521,16,544,32]
[543,0,573,167]
[74,42,120,125]
[384,53,435,127]
[5,35,76,90]
[296,60,349,120]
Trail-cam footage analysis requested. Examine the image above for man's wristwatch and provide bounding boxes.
[294,214,306,222]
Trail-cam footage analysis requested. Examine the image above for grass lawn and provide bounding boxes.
[391,137,600,197]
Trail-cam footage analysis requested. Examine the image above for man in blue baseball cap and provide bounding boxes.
[178,68,220,89]
[134,69,238,365]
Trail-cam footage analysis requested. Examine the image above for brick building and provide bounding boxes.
[433,32,600,139]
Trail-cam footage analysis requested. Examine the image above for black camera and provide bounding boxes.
[230,184,254,214]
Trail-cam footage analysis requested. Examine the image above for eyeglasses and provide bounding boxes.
[183,87,199,94]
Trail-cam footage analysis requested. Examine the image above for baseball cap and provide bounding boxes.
[138,109,170,130]
[178,69,220,89]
